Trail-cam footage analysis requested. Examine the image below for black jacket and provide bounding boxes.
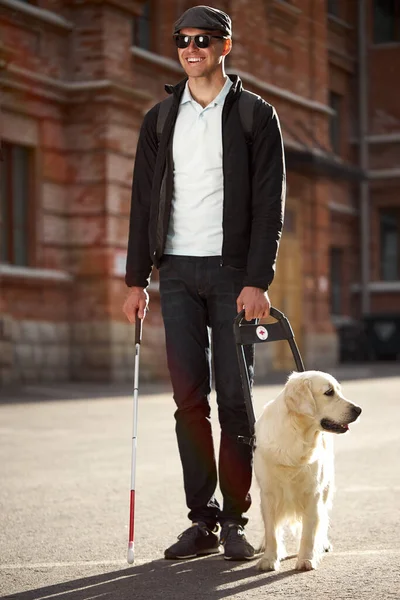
[125,74,286,291]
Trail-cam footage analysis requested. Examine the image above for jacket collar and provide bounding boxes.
[180,76,233,106]
[164,74,243,102]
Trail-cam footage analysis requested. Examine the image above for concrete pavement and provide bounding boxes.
[0,364,399,599]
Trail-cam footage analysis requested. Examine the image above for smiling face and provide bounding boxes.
[285,371,362,434]
[177,27,232,79]
[308,373,362,433]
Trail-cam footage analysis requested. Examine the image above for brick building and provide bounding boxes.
[1,0,399,386]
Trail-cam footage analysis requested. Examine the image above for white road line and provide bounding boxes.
[1,549,400,570]
[0,560,127,570]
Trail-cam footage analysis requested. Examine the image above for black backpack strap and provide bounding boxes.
[156,95,174,143]
[238,90,260,145]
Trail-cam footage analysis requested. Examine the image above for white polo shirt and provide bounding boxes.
[164,77,233,256]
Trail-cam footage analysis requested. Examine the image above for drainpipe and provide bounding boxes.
[309,0,318,320]
[358,0,370,314]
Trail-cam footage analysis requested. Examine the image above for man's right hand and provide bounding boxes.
[123,287,149,323]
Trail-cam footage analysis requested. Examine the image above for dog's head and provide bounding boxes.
[284,370,362,434]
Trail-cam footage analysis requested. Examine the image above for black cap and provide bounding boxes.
[173,5,232,37]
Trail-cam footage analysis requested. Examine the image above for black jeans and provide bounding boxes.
[159,255,254,529]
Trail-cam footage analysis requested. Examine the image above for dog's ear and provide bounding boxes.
[285,375,316,417]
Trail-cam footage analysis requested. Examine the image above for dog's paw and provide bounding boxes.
[295,558,317,571]
[257,555,280,571]
[277,545,287,561]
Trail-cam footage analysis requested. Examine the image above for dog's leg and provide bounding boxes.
[256,494,281,572]
[323,539,333,553]
[321,504,332,554]
[322,481,333,553]
[296,498,324,571]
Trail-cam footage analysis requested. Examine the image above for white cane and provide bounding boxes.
[127,315,143,564]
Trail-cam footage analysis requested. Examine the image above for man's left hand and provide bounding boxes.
[236,286,271,321]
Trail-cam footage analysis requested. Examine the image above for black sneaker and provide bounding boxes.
[220,523,255,561]
[164,522,220,559]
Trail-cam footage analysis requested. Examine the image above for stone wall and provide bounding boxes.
[0,315,15,386]
[70,317,168,382]
[303,332,339,372]
[0,314,70,385]
[0,313,169,386]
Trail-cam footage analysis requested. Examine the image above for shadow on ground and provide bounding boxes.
[1,556,301,600]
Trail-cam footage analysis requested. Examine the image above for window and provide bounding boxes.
[330,247,343,315]
[380,210,400,280]
[132,1,151,50]
[374,0,400,44]
[329,91,342,155]
[327,0,340,17]
[0,142,32,266]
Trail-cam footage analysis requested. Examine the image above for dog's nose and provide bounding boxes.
[352,405,362,418]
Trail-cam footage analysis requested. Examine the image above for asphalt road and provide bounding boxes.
[0,365,399,599]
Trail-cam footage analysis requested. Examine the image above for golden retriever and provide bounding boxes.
[254,370,362,572]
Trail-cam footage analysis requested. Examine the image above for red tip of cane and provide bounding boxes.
[129,489,135,542]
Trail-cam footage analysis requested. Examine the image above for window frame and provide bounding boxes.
[0,141,35,267]
[327,0,340,18]
[132,1,152,51]
[373,0,400,45]
[379,208,400,281]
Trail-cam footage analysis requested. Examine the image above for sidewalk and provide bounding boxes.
[1,365,399,599]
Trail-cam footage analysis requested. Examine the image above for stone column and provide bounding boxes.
[303,178,338,369]
[63,0,152,380]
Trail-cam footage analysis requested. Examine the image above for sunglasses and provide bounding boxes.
[173,34,228,49]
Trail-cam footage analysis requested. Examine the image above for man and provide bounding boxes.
[123,5,285,561]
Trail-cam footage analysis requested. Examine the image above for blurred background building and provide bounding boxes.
[0,0,399,386]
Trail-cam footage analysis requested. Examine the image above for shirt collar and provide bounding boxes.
[180,77,233,107]
[180,83,192,105]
